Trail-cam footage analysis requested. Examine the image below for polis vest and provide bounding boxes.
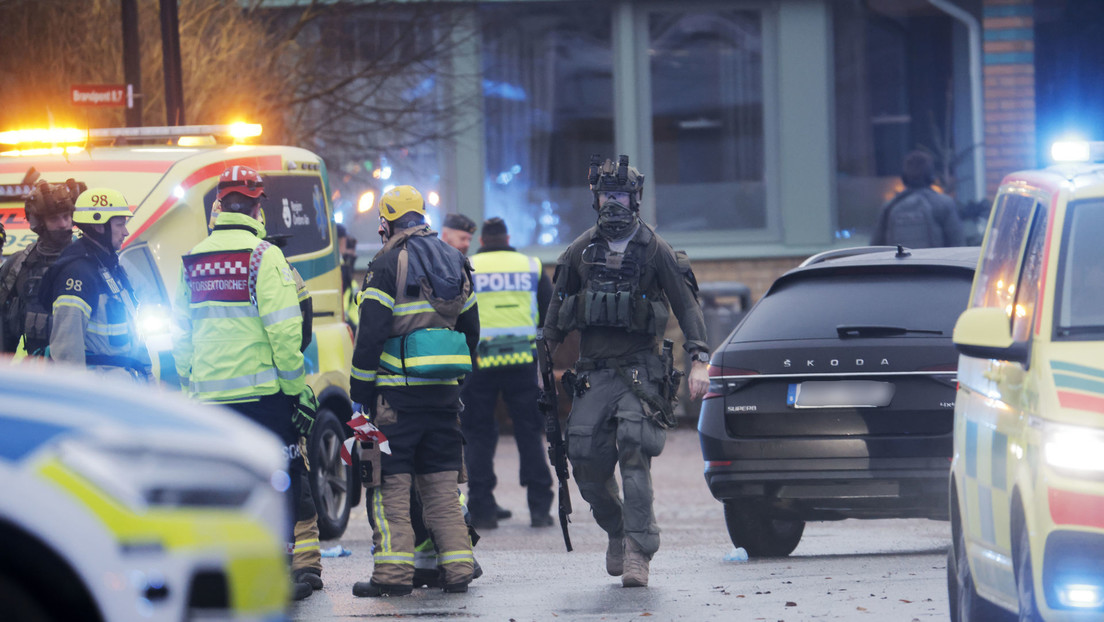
[470,250,540,367]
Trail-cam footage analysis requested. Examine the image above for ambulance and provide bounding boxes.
[948,141,1104,620]
[0,125,359,538]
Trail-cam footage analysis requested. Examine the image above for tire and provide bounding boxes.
[0,574,54,622]
[1015,523,1043,622]
[722,500,805,557]
[950,503,1012,621]
[309,408,353,540]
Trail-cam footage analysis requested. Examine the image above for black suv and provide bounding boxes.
[699,246,978,557]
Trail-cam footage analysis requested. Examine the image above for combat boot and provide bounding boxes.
[291,579,313,601]
[621,539,649,588]
[294,568,324,591]
[606,536,624,576]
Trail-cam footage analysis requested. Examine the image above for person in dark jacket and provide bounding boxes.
[870,150,965,248]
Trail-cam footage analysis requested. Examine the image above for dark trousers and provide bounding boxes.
[227,393,316,549]
[460,362,554,521]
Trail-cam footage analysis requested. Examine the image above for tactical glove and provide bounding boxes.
[293,386,320,437]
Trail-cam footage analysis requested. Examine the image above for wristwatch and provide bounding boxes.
[691,350,710,364]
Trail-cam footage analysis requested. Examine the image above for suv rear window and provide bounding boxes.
[732,269,973,342]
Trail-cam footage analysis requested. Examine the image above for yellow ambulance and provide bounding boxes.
[949,141,1104,621]
[0,125,359,538]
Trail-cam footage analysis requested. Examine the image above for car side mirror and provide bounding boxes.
[952,307,1029,364]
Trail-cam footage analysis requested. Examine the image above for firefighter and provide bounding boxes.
[0,179,83,355]
[171,166,318,601]
[40,188,148,379]
[543,155,710,587]
[350,185,479,597]
[461,217,555,530]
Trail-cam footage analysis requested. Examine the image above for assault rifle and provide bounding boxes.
[536,330,573,552]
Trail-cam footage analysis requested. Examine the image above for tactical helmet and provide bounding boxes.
[73,188,132,225]
[216,166,266,201]
[378,185,426,222]
[588,154,644,211]
[24,178,83,233]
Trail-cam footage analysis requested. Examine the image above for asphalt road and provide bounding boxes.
[291,427,952,621]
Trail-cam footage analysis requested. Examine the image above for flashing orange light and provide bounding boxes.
[228,122,262,140]
[0,128,85,145]
[0,146,84,157]
[358,190,376,214]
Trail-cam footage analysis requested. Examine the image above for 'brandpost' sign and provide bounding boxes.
[71,84,132,108]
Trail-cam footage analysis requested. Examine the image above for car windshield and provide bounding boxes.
[732,269,973,342]
[1055,198,1104,337]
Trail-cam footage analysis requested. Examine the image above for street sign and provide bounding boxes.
[71,84,133,108]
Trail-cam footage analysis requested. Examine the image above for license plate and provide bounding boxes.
[787,380,895,409]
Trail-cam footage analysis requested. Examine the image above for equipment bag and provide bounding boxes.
[381,327,472,379]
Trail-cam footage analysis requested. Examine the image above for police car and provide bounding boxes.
[0,364,290,621]
[0,125,359,538]
[948,141,1104,621]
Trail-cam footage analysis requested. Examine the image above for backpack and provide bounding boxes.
[883,189,942,249]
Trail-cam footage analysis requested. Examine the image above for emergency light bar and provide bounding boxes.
[1051,140,1104,163]
[0,123,262,150]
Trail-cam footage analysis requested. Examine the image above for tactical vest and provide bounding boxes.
[0,242,62,355]
[470,250,540,367]
[555,227,669,337]
[377,228,473,386]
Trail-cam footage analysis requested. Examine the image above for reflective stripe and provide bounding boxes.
[192,305,258,320]
[377,374,460,387]
[190,368,277,393]
[87,322,130,337]
[293,538,320,552]
[394,301,435,316]
[358,287,395,310]
[462,292,477,313]
[351,366,377,382]
[438,549,475,565]
[54,295,91,317]
[404,354,470,367]
[379,351,403,371]
[480,326,537,338]
[373,554,415,565]
[372,488,393,553]
[277,365,304,380]
[262,304,301,327]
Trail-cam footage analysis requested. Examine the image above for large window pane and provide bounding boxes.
[650,10,764,232]
[480,3,613,247]
[833,2,954,241]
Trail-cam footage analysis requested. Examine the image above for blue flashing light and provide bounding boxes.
[1052,140,1091,162]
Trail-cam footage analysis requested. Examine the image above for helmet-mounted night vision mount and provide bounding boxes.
[588,154,644,211]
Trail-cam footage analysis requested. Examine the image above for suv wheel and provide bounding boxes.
[722,501,804,557]
[309,408,353,540]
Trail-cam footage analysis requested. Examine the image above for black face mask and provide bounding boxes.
[37,228,74,253]
[597,199,636,240]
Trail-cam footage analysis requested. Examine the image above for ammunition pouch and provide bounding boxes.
[558,290,668,336]
[22,309,51,355]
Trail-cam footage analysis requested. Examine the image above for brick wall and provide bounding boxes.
[983,0,1036,197]
[693,256,805,305]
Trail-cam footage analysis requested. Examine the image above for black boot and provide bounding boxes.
[352,580,413,597]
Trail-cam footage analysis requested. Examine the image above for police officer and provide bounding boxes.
[350,185,479,597]
[171,166,318,601]
[41,188,148,379]
[543,155,709,588]
[462,216,555,530]
[0,179,83,355]
[440,213,476,255]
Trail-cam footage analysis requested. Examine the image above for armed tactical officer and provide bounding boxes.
[41,188,148,379]
[0,179,83,355]
[350,185,479,597]
[542,155,710,588]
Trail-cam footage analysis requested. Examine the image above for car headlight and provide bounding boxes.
[1044,424,1104,474]
[58,440,273,510]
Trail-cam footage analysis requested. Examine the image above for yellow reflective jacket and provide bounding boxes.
[470,250,540,367]
[172,211,306,403]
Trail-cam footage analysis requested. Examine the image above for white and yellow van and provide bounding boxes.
[948,142,1104,621]
[0,125,359,538]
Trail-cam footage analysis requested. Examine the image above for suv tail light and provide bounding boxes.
[704,365,759,400]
